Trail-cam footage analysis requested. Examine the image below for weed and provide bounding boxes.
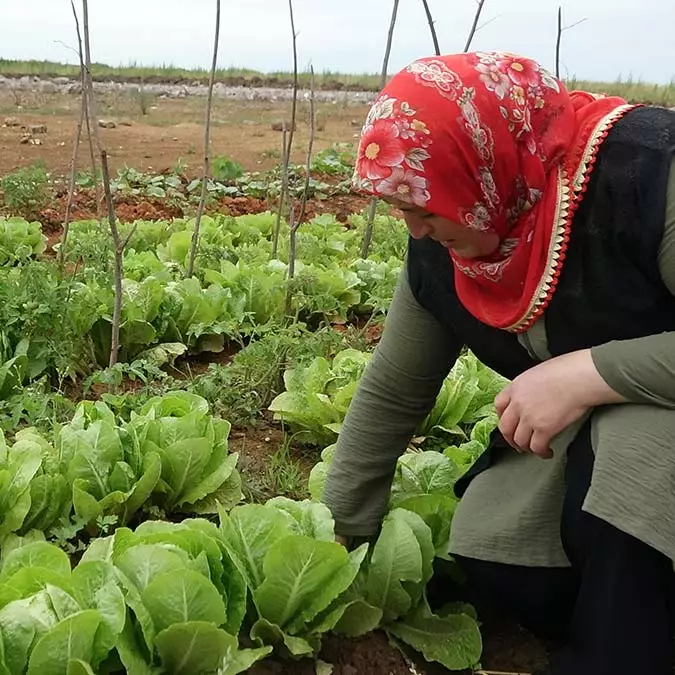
[187,323,370,426]
[136,80,150,115]
[173,157,189,175]
[1,163,49,219]
[261,148,282,160]
[212,155,244,182]
[0,382,76,436]
[262,433,307,499]
[0,261,96,380]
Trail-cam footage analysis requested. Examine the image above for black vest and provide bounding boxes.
[405,105,675,494]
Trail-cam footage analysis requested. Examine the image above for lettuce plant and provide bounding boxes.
[55,400,163,529]
[417,353,508,438]
[126,392,242,515]
[310,448,465,559]
[81,518,270,675]
[0,541,127,674]
[0,393,242,545]
[0,429,42,540]
[219,498,368,658]
[270,350,508,448]
[326,508,482,671]
[0,524,271,675]
[203,260,287,329]
[0,217,47,264]
[268,348,369,446]
[0,459,482,673]
[15,429,70,537]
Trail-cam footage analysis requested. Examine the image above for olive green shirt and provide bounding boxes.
[323,159,675,567]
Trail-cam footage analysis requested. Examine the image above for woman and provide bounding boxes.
[322,51,675,675]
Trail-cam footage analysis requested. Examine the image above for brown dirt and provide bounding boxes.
[250,632,414,675]
[319,633,415,675]
[169,341,242,378]
[332,318,384,344]
[0,88,378,254]
[228,422,551,675]
[229,425,283,479]
[302,191,373,224]
[475,618,550,674]
[36,184,370,229]
[248,619,549,675]
[0,89,370,178]
[228,423,316,502]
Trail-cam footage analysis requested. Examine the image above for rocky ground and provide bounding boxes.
[0,74,377,106]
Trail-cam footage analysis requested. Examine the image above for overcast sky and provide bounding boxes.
[1,0,673,85]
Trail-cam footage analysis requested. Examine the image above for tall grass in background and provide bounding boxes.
[1,59,674,105]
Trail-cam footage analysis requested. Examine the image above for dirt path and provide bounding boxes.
[0,88,370,179]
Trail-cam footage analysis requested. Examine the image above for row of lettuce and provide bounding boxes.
[0,412,481,675]
[0,349,508,673]
[0,505,481,674]
[0,392,242,543]
[269,348,507,451]
[0,211,405,393]
[0,352,505,546]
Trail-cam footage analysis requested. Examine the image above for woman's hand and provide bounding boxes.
[494,349,628,458]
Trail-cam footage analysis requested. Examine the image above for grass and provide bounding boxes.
[567,78,675,108]
[2,59,674,105]
[0,59,382,91]
[262,435,309,500]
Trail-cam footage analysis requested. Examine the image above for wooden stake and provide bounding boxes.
[285,203,300,319]
[286,0,299,168]
[72,0,101,220]
[464,0,486,52]
[59,4,89,270]
[101,150,140,367]
[272,125,289,258]
[101,151,122,367]
[186,0,221,278]
[556,6,588,78]
[361,0,399,259]
[298,66,316,225]
[421,0,441,55]
[272,0,300,259]
[80,0,103,157]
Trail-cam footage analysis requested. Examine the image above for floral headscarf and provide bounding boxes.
[352,52,637,332]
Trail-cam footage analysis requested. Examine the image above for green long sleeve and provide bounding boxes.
[322,267,461,537]
[591,158,675,408]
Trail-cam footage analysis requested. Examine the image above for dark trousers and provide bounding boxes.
[453,423,675,675]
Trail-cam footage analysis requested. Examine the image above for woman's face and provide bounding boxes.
[389,199,500,259]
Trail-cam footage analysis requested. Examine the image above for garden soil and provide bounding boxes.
[0,86,371,178]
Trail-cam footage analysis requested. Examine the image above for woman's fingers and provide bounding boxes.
[498,401,553,457]
[494,388,510,416]
[529,430,554,459]
[498,402,524,451]
[512,420,534,454]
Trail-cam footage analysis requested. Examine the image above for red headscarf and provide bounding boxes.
[352,52,638,332]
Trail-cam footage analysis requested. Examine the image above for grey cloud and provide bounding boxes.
[0,0,672,84]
